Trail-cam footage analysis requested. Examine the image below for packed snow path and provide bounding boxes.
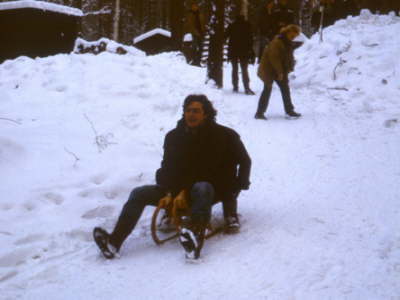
[1,11,399,299]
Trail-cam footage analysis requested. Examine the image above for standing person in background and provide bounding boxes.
[257,0,275,63]
[255,25,302,120]
[336,0,359,19]
[184,2,206,66]
[270,0,296,37]
[311,0,338,30]
[225,14,256,95]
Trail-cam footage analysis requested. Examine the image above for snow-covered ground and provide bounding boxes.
[1,11,399,300]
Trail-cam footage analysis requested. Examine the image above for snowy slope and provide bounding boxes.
[1,11,399,300]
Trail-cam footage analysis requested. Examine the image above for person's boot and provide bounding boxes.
[225,214,240,234]
[245,88,255,95]
[286,111,302,118]
[179,216,207,260]
[93,227,119,259]
[254,113,267,120]
[179,216,201,260]
[233,86,239,93]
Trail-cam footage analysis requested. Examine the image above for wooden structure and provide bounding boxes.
[0,0,82,62]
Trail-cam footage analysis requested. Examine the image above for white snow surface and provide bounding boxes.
[133,28,172,44]
[1,12,400,300]
[0,0,83,16]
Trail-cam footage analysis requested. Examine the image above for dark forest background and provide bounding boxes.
[2,0,398,45]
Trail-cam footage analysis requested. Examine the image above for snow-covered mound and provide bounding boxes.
[293,10,400,115]
[1,12,399,300]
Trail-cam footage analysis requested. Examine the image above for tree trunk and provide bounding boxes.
[300,0,313,37]
[241,0,248,19]
[113,0,121,41]
[169,0,184,50]
[207,0,225,88]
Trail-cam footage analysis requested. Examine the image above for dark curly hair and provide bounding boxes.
[182,94,217,123]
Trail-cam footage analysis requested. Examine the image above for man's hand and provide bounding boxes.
[159,193,173,207]
[174,190,189,210]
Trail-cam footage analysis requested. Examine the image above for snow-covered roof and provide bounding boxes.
[133,28,171,44]
[0,0,83,17]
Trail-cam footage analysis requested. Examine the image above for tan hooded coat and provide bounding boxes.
[257,35,295,87]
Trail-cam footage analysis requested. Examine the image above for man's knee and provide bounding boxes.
[122,185,159,216]
[191,182,215,202]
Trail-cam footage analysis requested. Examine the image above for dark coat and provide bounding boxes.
[258,6,274,39]
[156,120,251,200]
[270,4,295,36]
[225,17,254,60]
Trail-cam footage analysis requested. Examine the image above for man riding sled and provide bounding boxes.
[93,94,251,260]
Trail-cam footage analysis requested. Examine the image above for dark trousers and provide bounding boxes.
[231,57,250,90]
[258,36,269,63]
[256,78,294,115]
[191,35,203,66]
[109,182,215,250]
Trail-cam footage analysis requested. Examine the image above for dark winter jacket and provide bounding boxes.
[258,6,274,39]
[258,34,295,85]
[270,4,295,36]
[156,120,251,201]
[225,16,254,60]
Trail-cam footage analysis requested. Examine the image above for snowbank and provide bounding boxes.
[292,10,400,115]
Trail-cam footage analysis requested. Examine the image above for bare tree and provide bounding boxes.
[113,0,121,41]
[169,0,185,50]
[207,0,225,88]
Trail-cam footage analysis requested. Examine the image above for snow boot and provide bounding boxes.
[179,216,205,260]
[245,88,255,95]
[93,227,118,259]
[255,113,267,120]
[225,215,240,234]
[179,227,200,260]
[286,111,302,118]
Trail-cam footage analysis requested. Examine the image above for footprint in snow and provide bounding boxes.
[91,174,108,185]
[42,192,64,205]
[384,118,398,128]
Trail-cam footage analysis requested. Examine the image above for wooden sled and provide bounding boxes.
[150,190,225,246]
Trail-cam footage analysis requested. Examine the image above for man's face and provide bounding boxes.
[191,4,199,11]
[184,101,207,128]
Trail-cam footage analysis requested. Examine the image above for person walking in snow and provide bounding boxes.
[270,0,296,38]
[225,14,256,95]
[93,94,251,260]
[184,3,207,66]
[255,24,302,120]
[257,0,275,63]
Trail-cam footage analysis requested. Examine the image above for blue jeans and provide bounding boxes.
[109,182,215,249]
